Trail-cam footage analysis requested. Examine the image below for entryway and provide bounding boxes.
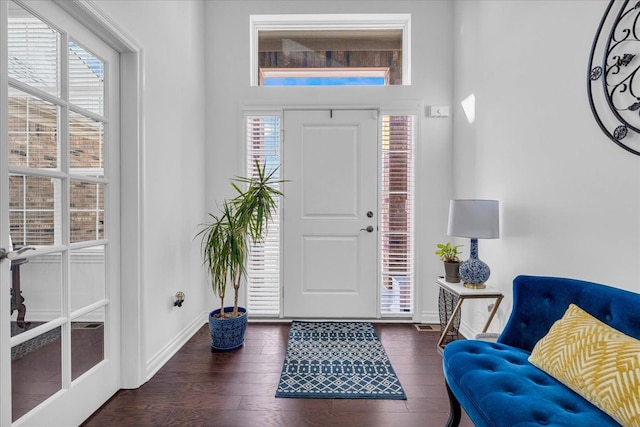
[245,110,415,320]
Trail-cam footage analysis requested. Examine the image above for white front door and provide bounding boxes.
[1,1,120,425]
[283,109,378,318]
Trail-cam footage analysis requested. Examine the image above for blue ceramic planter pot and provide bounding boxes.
[209,307,248,351]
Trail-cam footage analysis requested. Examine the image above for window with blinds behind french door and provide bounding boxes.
[380,115,415,315]
[245,115,282,316]
[245,113,414,317]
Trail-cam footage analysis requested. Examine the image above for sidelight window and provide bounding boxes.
[380,115,415,315]
[245,115,282,316]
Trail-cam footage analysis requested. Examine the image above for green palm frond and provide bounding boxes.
[197,161,285,315]
[233,160,285,242]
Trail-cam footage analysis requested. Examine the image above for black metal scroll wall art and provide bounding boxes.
[588,0,640,156]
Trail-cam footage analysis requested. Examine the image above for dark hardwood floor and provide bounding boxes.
[82,323,474,427]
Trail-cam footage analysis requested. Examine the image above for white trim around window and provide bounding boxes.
[249,14,411,87]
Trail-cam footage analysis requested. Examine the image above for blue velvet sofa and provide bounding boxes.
[442,275,640,427]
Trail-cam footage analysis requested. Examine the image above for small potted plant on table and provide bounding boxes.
[435,242,463,341]
[435,242,463,283]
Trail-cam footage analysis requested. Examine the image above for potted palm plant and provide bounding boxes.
[197,161,283,351]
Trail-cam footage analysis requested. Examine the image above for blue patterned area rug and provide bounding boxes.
[275,321,407,399]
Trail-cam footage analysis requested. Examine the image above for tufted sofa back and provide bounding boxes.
[497,275,640,352]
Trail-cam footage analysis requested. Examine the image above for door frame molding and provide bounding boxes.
[52,0,146,389]
[0,1,11,422]
[249,13,411,87]
[243,102,421,323]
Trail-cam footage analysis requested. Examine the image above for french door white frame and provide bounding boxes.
[0,2,10,422]
[2,0,121,423]
[51,0,146,389]
[0,1,145,424]
[52,0,146,389]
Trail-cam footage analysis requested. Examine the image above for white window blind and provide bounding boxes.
[7,5,106,247]
[380,115,414,314]
[69,39,104,115]
[7,12,59,96]
[246,115,281,316]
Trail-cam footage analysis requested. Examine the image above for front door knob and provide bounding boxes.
[360,226,374,233]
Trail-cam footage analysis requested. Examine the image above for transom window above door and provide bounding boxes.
[250,14,411,86]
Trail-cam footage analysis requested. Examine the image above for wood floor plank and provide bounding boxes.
[82,323,474,427]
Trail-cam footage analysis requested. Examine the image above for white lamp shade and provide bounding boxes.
[447,199,500,239]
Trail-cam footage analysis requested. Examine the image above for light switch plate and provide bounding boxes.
[427,105,450,118]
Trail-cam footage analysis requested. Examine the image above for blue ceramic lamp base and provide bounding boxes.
[459,238,490,289]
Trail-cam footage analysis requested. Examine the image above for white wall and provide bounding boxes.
[204,0,455,322]
[83,0,640,375]
[453,0,640,335]
[86,0,456,388]
[93,0,209,380]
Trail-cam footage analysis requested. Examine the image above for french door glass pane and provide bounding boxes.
[8,2,59,96]
[16,252,63,323]
[71,309,105,381]
[11,326,62,422]
[69,111,104,174]
[9,251,63,334]
[9,175,61,247]
[8,88,59,169]
[68,39,104,115]
[70,246,105,312]
[70,181,104,243]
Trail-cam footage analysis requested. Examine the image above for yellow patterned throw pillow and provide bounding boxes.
[529,304,640,427]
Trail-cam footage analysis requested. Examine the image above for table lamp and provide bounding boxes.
[447,199,500,288]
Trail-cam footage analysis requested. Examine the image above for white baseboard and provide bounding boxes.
[420,311,477,340]
[145,312,207,381]
[458,320,476,339]
[419,310,440,325]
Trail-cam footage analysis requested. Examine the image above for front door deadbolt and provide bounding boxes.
[366,211,374,218]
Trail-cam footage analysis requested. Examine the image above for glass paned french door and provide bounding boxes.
[2,1,119,424]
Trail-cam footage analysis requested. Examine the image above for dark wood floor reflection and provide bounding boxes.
[82,323,474,427]
[12,323,104,422]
